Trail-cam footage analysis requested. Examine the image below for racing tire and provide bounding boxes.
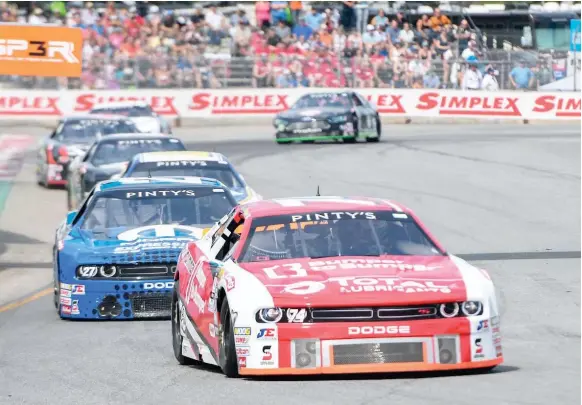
[171,281,197,366]
[366,117,382,143]
[218,298,239,378]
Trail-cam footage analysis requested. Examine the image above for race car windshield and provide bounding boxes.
[128,162,243,189]
[91,106,154,117]
[292,93,352,109]
[55,119,139,144]
[92,139,185,166]
[80,188,235,235]
[239,211,444,262]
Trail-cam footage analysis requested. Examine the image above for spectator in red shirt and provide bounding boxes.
[253,55,271,87]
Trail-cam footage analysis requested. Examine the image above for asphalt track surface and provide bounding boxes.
[0,123,580,405]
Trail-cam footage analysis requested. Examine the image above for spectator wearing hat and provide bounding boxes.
[482,65,499,91]
[462,59,482,90]
[509,60,534,90]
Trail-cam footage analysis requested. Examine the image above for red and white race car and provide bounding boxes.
[171,197,503,377]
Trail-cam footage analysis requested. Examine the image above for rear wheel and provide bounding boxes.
[366,117,382,143]
[218,299,239,378]
[171,280,197,365]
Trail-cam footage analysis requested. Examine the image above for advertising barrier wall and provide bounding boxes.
[0,89,579,121]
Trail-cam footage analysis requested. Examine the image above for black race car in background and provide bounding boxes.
[35,115,140,187]
[66,133,186,210]
[273,91,381,144]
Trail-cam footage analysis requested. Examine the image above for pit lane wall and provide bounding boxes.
[0,88,579,122]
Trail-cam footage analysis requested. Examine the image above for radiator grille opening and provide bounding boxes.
[333,342,424,365]
[130,292,172,318]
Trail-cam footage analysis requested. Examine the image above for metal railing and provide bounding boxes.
[0,51,571,91]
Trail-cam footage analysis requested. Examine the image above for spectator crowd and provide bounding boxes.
[0,1,545,91]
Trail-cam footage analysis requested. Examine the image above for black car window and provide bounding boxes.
[292,93,352,109]
[351,94,363,107]
[91,105,154,117]
[91,138,185,166]
[55,119,139,144]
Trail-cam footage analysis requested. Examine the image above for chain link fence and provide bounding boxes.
[0,50,571,91]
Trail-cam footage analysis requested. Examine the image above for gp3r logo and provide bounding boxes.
[0,39,79,63]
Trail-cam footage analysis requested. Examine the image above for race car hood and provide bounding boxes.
[130,117,161,133]
[94,162,129,176]
[237,256,469,307]
[70,225,207,264]
[277,107,351,120]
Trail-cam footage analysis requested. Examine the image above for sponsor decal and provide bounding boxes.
[72,285,85,295]
[0,25,83,77]
[533,95,581,117]
[62,305,72,314]
[144,282,175,290]
[286,308,307,323]
[260,345,274,366]
[473,338,485,359]
[257,328,276,339]
[233,327,251,336]
[238,357,247,368]
[280,277,452,295]
[71,300,80,315]
[60,283,72,290]
[184,256,208,314]
[235,346,251,357]
[348,325,411,335]
[156,160,208,167]
[283,281,326,295]
[78,266,99,278]
[417,92,521,117]
[117,139,163,146]
[235,336,250,345]
[125,190,196,199]
[74,94,178,115]
[114,240,187,253]
[290,212,376,222]
[60,296,72,306]
[60,289,72,298]
[224,274,235,291]
[263,259,440,279]
[209,323,217,338]
[207,277,219,313]
[477,319,489,332]
[189,92,289,114]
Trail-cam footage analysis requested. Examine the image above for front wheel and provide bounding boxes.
[366,116,381,143]
[218,298,239,378]
[171,281,197,365]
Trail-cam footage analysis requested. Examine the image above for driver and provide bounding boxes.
[336,220,379,256]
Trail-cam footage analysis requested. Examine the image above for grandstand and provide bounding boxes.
[0,1,580,90]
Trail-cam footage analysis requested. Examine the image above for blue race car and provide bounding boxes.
[53,176,237,320]
[118,151,262,204]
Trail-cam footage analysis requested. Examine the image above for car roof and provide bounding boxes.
[94,133,179,142]
[300,91,354,97]
[241,196,412,218]
[91,101,150,109]
[60,114,130,121]
[95,176,226,192]
[134,150,229,163]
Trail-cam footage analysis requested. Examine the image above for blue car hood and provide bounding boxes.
[71,225,207,265]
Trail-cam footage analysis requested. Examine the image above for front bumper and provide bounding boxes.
[236,319,503,376]
[275,122,355,143]
[58,279,174,320]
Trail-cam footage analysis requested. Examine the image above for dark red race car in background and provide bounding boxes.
[35,114,140,187]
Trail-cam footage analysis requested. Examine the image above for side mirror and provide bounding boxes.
[66,210,77,225]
